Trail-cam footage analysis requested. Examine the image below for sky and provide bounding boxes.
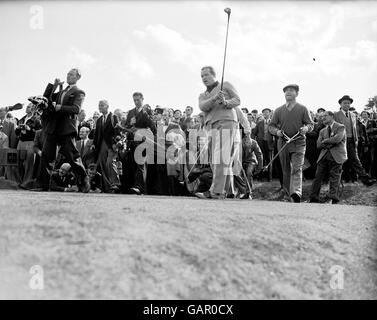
[1,0,377,119]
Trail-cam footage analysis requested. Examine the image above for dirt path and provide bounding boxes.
[0,190,376,299]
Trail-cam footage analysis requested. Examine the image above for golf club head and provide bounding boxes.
[224,7,231,16]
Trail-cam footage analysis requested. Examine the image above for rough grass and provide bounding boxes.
[0,190,376,300]
[253,179,377,207]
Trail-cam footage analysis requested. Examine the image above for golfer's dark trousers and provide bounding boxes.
[343,138,369,182]
[38,133,87,188]
[310,151,342,202]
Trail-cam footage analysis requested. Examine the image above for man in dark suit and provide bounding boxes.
[32,128,45,179]
[76,126,94,168]
[179,106,194,137]
[333,95,376,186]
[304,111,326,179]
[77,109,90,140]
[362,111,377,178]
[37,68,89,192]
[93,99,121,193]
[253,107,274,181]
[310,111,348,204]
[124,92,156,195]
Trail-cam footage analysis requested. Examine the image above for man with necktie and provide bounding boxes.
[334,95,376,186]
[93,100,121,193]
[76,126,94,169]
[124,92,156,195]
[253,107,274,181]
[309,111,347,204]
[36,68,90,192]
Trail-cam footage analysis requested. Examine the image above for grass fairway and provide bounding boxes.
[0,190,376,299]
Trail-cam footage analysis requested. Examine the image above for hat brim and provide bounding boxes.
[338,98,353,104]
[283,85,299,92]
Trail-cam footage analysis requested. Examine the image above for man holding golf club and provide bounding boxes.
[196,66,240,199]
[195,8,242,199]
[268,84,314,203]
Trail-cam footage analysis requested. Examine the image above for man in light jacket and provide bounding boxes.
[196,66,240,199]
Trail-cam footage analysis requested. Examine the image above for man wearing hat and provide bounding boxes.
[269,84,314,202]
[254,107,274,181]
[334,95,376,186]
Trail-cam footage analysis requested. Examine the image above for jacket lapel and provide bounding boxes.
[82,141,91,157]
[104,112,112,129]
[60,86,75,105]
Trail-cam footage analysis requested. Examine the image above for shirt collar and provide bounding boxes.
[341,109,351,116]
[285,101,297,109]
[206,81,219,93]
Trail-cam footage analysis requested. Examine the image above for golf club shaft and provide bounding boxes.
[263,132,301,170]
[220,13,230,91]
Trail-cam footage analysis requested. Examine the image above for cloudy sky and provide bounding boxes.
[1,0,377,119]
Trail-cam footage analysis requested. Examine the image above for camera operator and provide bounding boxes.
[15,103,42,183]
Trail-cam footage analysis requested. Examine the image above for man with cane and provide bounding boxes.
[269,84,314,203]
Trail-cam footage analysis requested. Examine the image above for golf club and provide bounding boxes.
[220,7,231,91]
[263,131,301,171]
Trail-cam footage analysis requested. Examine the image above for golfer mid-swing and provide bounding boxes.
[268,84,314,203]
[196,66,240,199]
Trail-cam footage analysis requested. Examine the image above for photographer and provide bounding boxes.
[15,103,42,183]
[50,163,78,192]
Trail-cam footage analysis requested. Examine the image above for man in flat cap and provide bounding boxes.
[269,84,314,202]
[254,107,274,181]
[334,95,376,186]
